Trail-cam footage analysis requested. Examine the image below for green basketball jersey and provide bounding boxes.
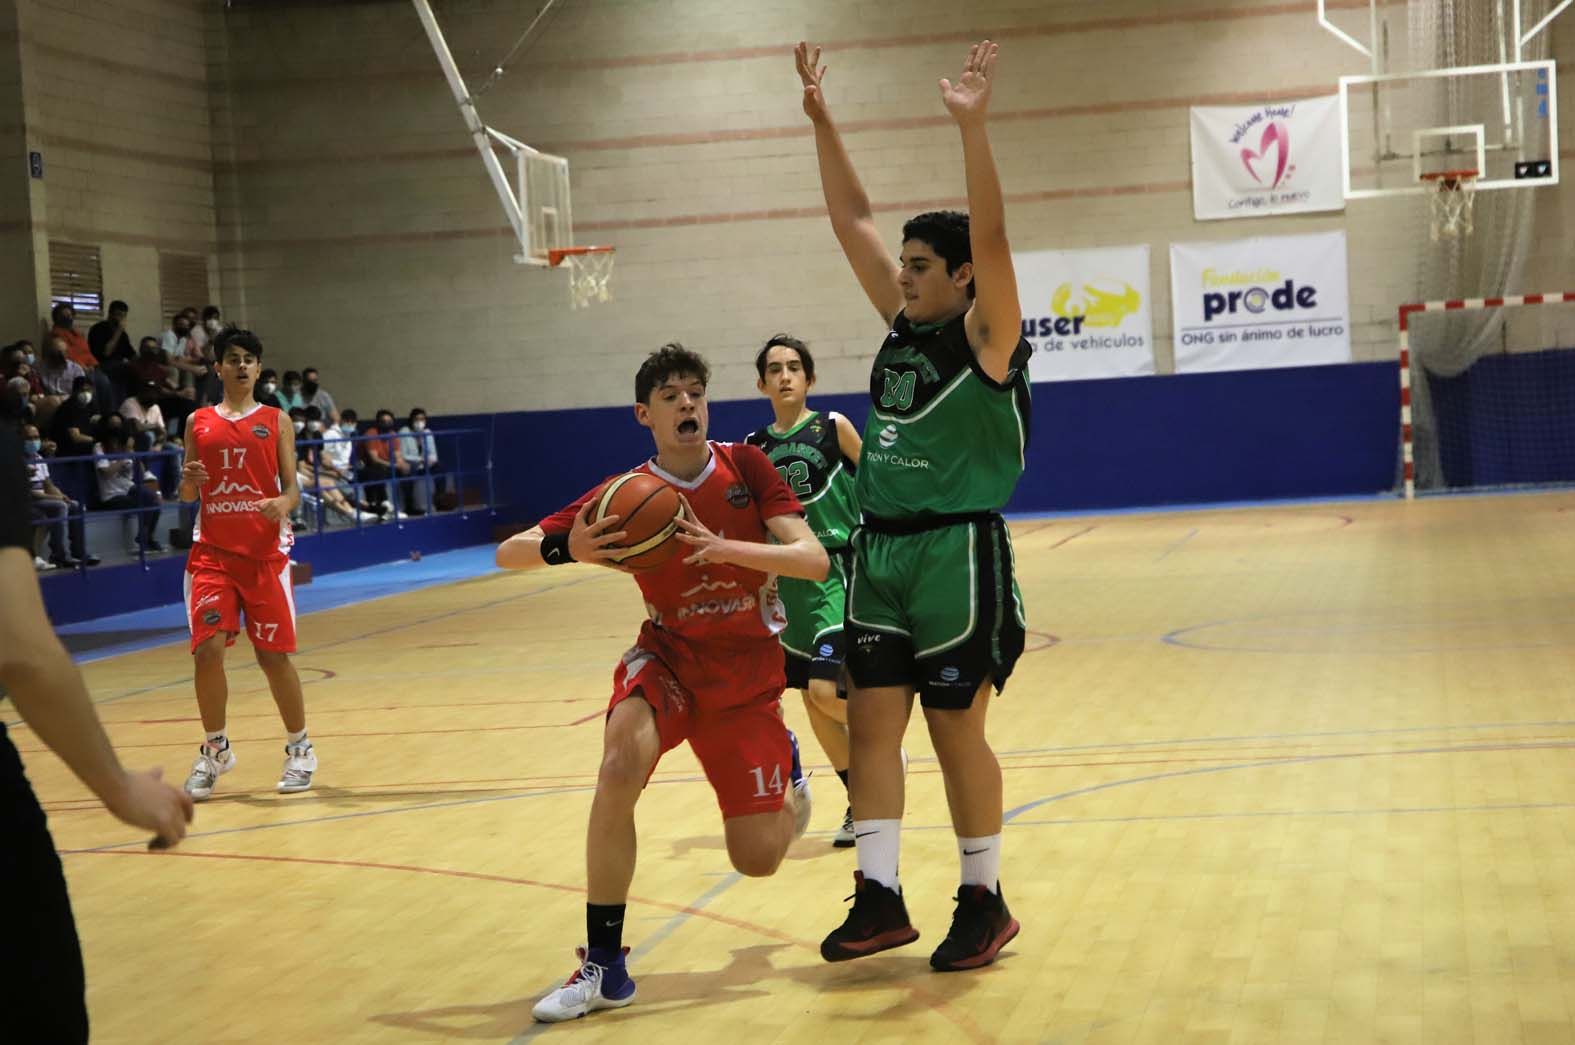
[745,410,860,549]
[858,312,1033,519]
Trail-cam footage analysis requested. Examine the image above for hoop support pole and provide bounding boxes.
[411,0,526,250]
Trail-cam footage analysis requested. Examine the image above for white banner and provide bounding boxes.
[1169,231,1351,373]
[1015,245,1154,382]
[1190,96,1345,220]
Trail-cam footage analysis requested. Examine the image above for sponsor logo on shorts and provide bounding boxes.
[252,424,270,438]
[818,643,835,658]
[194,593,221,611]
[725,481,751,509]
[856,632,881,647]
[939,666,961,683]
[202,610,222,626]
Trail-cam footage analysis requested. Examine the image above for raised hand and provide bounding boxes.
[794,41,831,124]
[939,40,999,125]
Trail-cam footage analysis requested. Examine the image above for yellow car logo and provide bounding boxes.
[1051,280,1142,329]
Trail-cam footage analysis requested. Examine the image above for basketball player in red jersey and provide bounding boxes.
[497,343,830,1023]
[177,328,317,801]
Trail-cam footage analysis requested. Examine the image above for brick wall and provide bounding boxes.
[7,0,218,346]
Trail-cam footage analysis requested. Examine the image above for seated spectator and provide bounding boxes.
[399,408,449,511]
[301,367,336,423]
[94,430,163,553]
[199,306,223,347]
[130,337,171,388]
[287,405,307,439]
[36,336,85,401]
[88,300,135,365]
[360,408,421,515]
[161,313,206,388]
[119,382,169,449]
[50,377,101,456]
[50,303,114,408]
[277,371,305,414]
[23,424,98,569]
[320,407,357,485]
[3,377,35,426]
[256,369,283,409]
[295,424,385,522]
[3,342,45,395]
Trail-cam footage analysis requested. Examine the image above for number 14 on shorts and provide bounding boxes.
[748,765,784,798]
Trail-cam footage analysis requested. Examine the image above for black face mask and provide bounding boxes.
[379,420,395,432]
[302,381,319,396]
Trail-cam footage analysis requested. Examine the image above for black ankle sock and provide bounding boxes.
[836,768,850,791]
[587,903,627,953]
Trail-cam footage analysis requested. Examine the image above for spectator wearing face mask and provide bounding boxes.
[360,408,421,515]
[36,337,85,402]
[276,372,305,414]
[3,377,34,426]
[94,430,164,553]
[255,369,283,409]
[300,367,336,424]
[296,407,384,522]
[88,301,135,364]
[398,408,448,511]
[162,313,206,391]
[22,425,97,569]
[3,344,45,405]
[50,377,101,456]
[199,306,223,346]
[120,383,168,450]
[321,407,357,482]
[49,304,96,372]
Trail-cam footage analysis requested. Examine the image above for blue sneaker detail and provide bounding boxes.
[788,729,805,788]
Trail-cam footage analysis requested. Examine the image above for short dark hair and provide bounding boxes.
[213,327,264,359]
[139,336,160,352]
[282,370,301,384]
[340,408,358,423]
[304,405,323,421]
[50,302,73,324]
[289,406,306,419]
[902,210,974,298]
[754,334,814,381]
[201,305,221,320]
[109,300,128,313]
[635,342,710,405]
[72,375,93,392]
[303,367,318,378]
[409,407,427,421]
[259,368,278,381]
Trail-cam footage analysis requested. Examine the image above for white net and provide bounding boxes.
[553,248,616,309]
[1407,298,1575,493]
[1425,172,1477,240]
[1401,0,1554,491]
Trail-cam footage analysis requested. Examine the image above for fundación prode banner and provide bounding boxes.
[1168,230,1352,374]
[1015,244,1154,382]
[1190,95,1345,220]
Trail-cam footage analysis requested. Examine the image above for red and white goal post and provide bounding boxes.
[1397,292,1575,499]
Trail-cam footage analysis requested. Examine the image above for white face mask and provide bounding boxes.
[412,420,427,432]
[76,391,92,405]
[205,318,221,333]
[261,382,277,395]
[293,421,305,434]
[23,351,35,365]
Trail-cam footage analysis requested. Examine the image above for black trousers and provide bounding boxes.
[0,725,88,1044]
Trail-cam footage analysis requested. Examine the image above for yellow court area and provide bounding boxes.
[19,492,1575,1044]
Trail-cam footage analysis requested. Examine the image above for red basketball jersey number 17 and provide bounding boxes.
[191,404,293,559]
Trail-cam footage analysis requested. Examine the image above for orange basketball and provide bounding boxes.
[591,472,684,572]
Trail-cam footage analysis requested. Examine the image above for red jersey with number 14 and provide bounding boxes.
[189,403,293,560]
[538,441,802,646]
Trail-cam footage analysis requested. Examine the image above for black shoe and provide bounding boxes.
[140,540,164,554]
[50,556,81,569]
[404,506,426,517]
[820,871,920,962]
[928,883,1020,972]
[82,554,102,567]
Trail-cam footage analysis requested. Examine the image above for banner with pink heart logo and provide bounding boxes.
[1190,96,1344,221]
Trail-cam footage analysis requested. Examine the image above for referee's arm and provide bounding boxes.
[0,427,193,846]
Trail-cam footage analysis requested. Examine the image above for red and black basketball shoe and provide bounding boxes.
[819,871,920,962]
[928,882,1020,972]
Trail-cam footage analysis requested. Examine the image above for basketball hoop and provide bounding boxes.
[548,246,616,309]
[1420,170,1478,242]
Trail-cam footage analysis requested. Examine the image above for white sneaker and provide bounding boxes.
[833,806,855,847]
[33,556,54,571]
[184,744,236,801]
[532,947,636,1023]
[277,742,318,793]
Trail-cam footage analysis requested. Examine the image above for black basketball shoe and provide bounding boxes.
[928,883,1020,972]
[820,871,920,962]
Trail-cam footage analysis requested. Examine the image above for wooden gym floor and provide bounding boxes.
[14,492,1575,1044]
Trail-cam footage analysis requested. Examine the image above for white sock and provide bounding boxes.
[958,834,1001,893]
[854,818,902,891]
[287,728,309,747]
[204,729,228,751]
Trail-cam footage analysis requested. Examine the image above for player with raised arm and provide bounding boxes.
[498,343,829,1023]
[178,329,317,800]
[797,40,1031,971]
[746,334,863,847]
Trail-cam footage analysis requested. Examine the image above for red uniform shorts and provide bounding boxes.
[609,623,790,819]
[185,543,297,654]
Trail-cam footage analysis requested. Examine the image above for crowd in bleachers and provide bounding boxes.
[0,300,455,571]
